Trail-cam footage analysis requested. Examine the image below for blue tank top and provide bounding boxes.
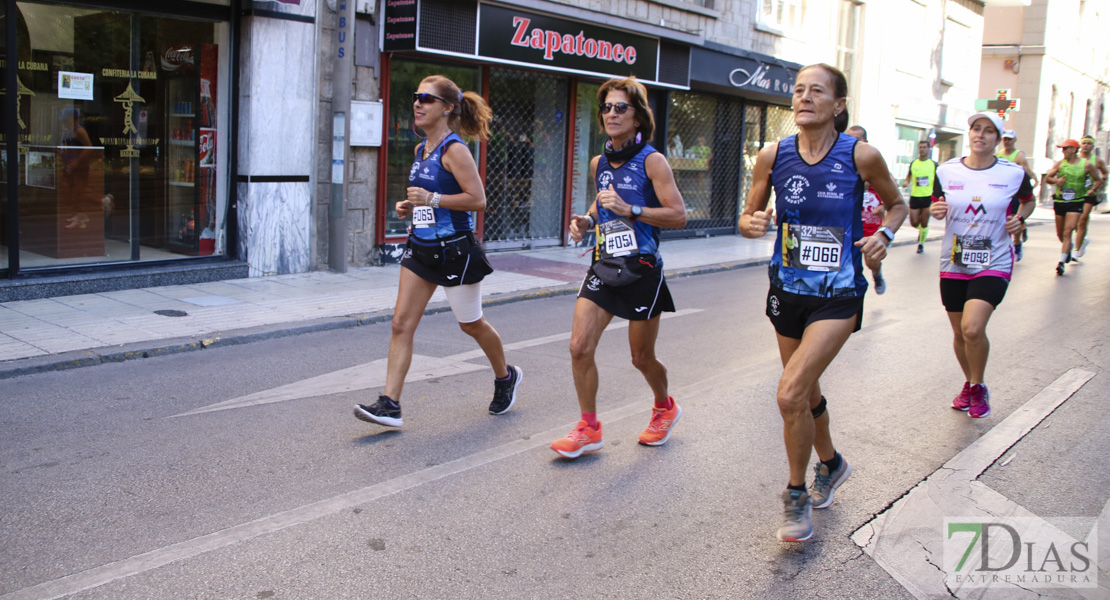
[595,145,661,260]
[409,132,472,239]
[769,133,867,298]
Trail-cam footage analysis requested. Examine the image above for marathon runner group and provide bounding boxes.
[352,65,1098,544]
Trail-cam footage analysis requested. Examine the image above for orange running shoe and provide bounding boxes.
[638,397,682,446]
[551,420,603,458]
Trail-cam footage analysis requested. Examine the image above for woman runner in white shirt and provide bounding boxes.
[929,112,1035,419]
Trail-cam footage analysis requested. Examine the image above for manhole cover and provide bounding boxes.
[154,309,189,318]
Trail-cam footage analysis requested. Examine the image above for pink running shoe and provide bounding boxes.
[968,384,991,418]
[951,381,971,411]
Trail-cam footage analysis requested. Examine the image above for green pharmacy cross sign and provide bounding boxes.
[975,89,1020,120]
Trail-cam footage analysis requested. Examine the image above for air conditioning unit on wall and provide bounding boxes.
[356,1,375,16]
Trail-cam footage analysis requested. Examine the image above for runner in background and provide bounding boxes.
[848,125,890,294]
[904,141,937,253]
[1075,135,1108,257]
[930,112,1035,418]
[1044,139,1102,276]
[996,130,1037,261]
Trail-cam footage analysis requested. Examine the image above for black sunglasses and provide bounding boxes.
[413,92,449,105]
[599,102,632,115]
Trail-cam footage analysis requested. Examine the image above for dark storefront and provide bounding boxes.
[378,0,800,256]
[1,0,239,298]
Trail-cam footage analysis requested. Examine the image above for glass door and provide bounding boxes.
[1,2,227,271]
[484,67,567,249]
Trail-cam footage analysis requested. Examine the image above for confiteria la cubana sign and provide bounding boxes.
[477,4,659,82]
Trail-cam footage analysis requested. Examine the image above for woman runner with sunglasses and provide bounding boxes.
[550,76,688,459]
[354,75,522,428]
[740,64,906,542]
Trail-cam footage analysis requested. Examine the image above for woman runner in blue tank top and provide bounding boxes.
[549,77,689,460]
[739,64,907,543]
[354,75,522,429]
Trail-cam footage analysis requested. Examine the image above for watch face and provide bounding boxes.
[632,205,642,217]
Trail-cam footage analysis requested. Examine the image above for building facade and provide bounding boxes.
[356,0,804,264]
[849,0,986,189]
[979,0,1110,196]
[2,0,995,299]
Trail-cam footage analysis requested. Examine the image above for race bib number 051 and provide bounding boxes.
[598,218,639,258]
[783,224,844,272]
[412,206,437,228]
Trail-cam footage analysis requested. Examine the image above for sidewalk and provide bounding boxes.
[0,205,1059,379]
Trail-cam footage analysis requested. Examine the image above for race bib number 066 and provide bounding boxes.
[783,224,844,272]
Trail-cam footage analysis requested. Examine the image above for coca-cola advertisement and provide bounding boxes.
[199,128,216,168]
[161,45,195,73]
[199,44,217,129]
[199,43,218,254]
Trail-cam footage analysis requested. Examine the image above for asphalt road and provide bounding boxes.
[2,222,1107,600]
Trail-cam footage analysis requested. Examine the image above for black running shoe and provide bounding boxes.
[354,395,403,427]
[1056,262,1065,276]
[489,365,523,415]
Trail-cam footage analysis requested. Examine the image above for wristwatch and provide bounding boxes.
[877,226,895,246]
[630,205,643,220]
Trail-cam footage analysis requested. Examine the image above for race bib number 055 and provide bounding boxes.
[783,224,844,272]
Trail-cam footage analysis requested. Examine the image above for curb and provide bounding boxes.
[0,232,953,380]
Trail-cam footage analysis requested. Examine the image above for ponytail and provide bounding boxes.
[455,91,492,141]
[421,75,492,142]
[834,108,849,134]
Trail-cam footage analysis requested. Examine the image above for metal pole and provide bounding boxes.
[328,0,353,272]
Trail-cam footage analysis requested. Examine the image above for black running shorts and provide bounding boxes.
[578,258,675,321]
[909,196,933,210]
[1085,195,1100,206]
[1053,201,1085,215]
[939,276,1009,312]
[766,286,863,340]
[400,232,493,287]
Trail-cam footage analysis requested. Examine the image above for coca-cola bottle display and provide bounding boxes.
[162,41,218,256]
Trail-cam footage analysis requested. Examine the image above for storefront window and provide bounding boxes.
[1,2,229,270]
[740,104,797,210]
[485,67,567,249]
[741,105,764,207]
[895,125,924,195]
[384,58,479,238]
[765,105,798,144]
[667,91,745,232]
[569,81,606,229]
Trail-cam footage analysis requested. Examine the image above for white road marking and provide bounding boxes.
[169,308,703,417]
[851,368,1102,599]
